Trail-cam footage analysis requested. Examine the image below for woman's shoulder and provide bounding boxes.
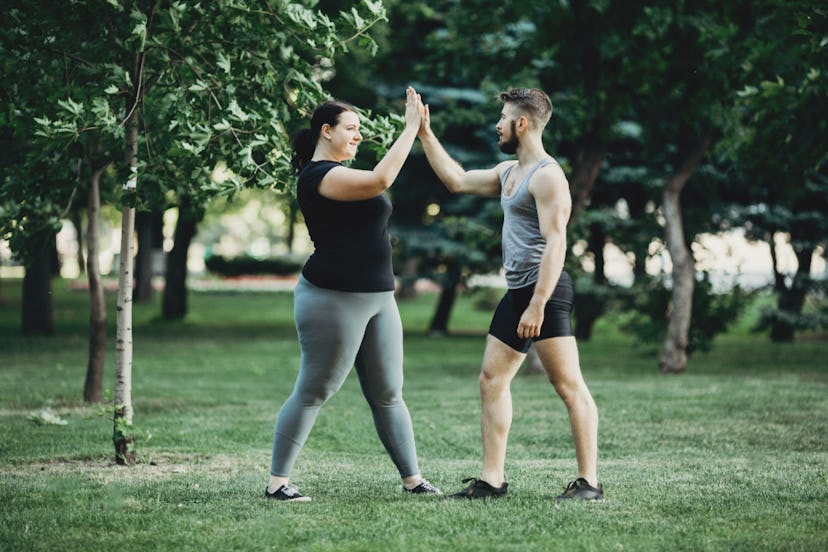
[300,159,341,176]
[298,160,342,190]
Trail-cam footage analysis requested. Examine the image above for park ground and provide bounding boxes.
[0,279,826,551]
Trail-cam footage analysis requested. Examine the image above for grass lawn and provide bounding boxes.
[0,278,826,551]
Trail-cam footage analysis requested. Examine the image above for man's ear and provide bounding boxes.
[517,115,529,133]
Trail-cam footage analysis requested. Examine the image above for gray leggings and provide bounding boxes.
[270,276,420,478]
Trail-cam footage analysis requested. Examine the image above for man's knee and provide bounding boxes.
[553,380,594,409]
[479,366,511,398]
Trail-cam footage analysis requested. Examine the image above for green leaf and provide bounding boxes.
[189,80,209,92]
[228,99,249,122]
[213,119,232,131]
[350,7,365,29]
[57,98,84,117]
[217,52,231,74]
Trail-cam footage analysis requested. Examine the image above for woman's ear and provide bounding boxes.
[321,123,332,140]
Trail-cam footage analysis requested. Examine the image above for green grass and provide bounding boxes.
[1,278,826,551]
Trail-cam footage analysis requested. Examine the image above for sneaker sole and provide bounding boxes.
[266,495,312,503]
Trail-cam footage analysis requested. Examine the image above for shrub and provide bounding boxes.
[621,272,756,354]
[204,255,304,277]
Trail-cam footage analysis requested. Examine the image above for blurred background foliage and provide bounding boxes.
[1,0,826,348]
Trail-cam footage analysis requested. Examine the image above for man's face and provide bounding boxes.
[496,105,519,154]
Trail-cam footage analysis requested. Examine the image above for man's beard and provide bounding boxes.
[498,121,518,154]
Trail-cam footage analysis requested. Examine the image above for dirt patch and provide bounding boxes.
[0,453,261,482]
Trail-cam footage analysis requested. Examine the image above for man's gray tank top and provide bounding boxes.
[500,158,557,289]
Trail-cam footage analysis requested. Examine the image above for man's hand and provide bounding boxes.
[418,103,432,138]
[517,298,545,339]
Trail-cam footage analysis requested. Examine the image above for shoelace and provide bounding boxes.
[418,480,438,492]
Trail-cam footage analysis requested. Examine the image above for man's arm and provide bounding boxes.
[517,163,572,339]
[418,105,502,197]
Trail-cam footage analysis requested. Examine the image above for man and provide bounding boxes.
[417,88,602,500]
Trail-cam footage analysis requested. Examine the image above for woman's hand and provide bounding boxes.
[404,86,422,130]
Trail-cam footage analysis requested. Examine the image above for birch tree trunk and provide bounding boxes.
[113,49,142,465]
[83,164,107,403]
[658,135,712,374]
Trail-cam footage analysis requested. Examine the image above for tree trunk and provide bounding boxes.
[574,223,608,341]
[286,200,298,254]
[22,231,55,336]
[49,233,61,277]
[133,210,163,303]
[113,48,142,466]
[428,264,460,336]
[658,135,712,374]
[72,208,85,277]
[766,231,786,292]
[627,193,649,283]
[84,165,107,403]
[568,143,607,222]
[589,222,607,285]
[770,246,813,342]
[396,257,420,300]
[162,196,198,320]
[574,294,605,342]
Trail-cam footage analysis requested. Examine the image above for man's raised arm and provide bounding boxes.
[418,104,502,197]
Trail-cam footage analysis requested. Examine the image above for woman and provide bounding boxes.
[266,87,441,501]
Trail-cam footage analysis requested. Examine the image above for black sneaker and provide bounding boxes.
[555,478,604,501]
[264,484,312,502]
[403,479,443,495]
[448,477,508,499]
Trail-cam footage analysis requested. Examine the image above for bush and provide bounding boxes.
[204,255,304,277]
[621,272,756,354]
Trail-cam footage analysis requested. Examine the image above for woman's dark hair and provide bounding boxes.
[290,100,357,174]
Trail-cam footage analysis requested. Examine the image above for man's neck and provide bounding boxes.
[515,136,549,167]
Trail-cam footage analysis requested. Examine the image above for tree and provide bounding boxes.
[727,1,828,341]
[622,2,757,372]
[7,0,390,464]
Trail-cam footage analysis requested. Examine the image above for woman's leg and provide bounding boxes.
[269,279,371,479]
[353,294,421,480]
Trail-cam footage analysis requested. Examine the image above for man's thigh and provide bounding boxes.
[482,334,528,380]
[533,336,583,384]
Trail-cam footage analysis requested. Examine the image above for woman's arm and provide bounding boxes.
[318,87,422,201]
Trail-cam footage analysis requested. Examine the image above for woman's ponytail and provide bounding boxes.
[290,128,316,174]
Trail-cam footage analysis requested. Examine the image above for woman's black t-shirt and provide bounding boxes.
[297,160,395,292]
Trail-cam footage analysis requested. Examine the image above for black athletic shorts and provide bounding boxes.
[488,271,574,353]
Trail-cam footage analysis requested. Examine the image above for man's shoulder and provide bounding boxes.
[531,158,568,186]
[493,159,518,176]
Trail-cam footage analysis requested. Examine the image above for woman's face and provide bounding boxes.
[324,110,362,161]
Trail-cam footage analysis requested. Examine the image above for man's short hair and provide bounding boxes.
[498,88,553,128]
